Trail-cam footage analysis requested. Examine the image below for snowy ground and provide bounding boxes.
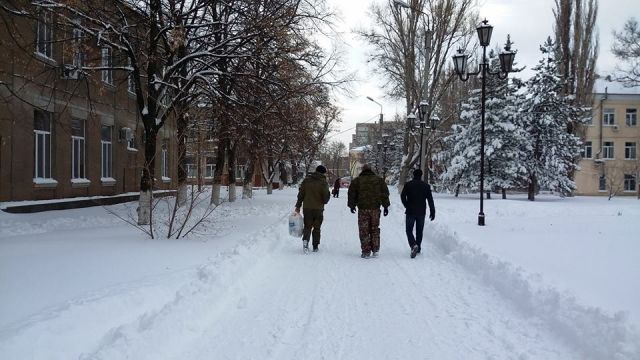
[0,187,638,359]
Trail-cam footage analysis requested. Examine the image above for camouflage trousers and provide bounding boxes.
[357,209,381,254]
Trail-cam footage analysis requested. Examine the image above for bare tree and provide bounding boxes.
[358,0,477,192]
[611,17,640,88]
[553,0,599,112]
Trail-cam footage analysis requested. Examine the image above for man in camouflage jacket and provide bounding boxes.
[295,165,331,252]
[347,164,390,258]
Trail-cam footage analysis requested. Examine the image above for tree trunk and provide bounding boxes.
[227,143,237,202]
[210,138,226,205]
[243,157,254,199]
[528,174,536,201]
[502,188,506,199]
[455,184,460,197]
[137,127,158,225]
[176,111,188,207]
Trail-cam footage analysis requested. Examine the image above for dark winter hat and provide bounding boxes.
[316,165,327,174]
[413,169,423,179]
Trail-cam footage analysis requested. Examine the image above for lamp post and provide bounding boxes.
[366,96,384,173]
[451,19,516,226]
[408,109,439,176]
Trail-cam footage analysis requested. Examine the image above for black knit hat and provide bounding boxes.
[316,165,327,174]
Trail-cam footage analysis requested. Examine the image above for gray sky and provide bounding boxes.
[323,0,640,147]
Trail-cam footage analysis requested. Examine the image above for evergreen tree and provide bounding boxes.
[522,37,584,201]
[439,53,528,196]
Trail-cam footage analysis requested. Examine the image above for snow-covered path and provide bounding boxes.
[79,193,578,360]
[2,188,638,359]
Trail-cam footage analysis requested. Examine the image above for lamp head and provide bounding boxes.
[452,48,468,76]
[419,101,429,118]
[407,113,416,129]
[477,19,493,47]
[499,35,516,73]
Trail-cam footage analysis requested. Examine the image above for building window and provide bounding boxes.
[627,109,637,126]
[583,141,592,159]
[603,108,615,126]
[72,27,84,69]
[127,131,136,150]
[235,165,245,180]
[625,142,637,160]
[205,157,215,178]
[624,174,636,192]
[101,125,112,178]
[185,157,196,178]
[34,110,52,179]
[101,47,113,85]
[161,142,169,178]
[603,141,614,160]
[599,175,606,191]
[71,119,86,179]
[36,11,53,58]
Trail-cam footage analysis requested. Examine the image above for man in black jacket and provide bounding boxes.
[400,169,435,258]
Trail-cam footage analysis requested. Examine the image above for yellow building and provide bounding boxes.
[575,91,640,196]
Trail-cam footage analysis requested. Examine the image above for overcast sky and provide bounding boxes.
[322,0,640,147]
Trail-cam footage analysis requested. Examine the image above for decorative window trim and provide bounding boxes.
[71,178,91,188]
[101,177,117,187]
[33,178,58,188]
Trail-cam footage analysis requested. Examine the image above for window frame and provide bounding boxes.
[598,175,607,191]
[623,174,637,192]
[625,142,637,160]
[72,27,84,69]
[36,10,53,59]
[101,125,113,179]
[33,110,53,179]
[626,108,637,127]
[603,141,615,160]
[101,46,113,85]
[71,119,86,180]
[603,108,615,126]
[583,141,593,159]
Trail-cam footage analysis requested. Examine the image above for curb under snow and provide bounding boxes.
[429,223,640,360]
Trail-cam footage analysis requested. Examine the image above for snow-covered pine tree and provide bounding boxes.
[483,55,529,198]
[439,52,528,197]
[522,37,584,201]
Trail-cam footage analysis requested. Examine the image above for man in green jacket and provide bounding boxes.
[295,165,331,253]
[347,164,390,258]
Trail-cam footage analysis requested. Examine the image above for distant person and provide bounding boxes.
[332,178,341,198]
[347,164,390,258]
[295,165,331,253]
[400,169,435,258]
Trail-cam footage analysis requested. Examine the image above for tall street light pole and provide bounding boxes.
[366,96,384,173]
[452,19,517,226]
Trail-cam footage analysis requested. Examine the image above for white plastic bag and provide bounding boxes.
[288,212,304,237]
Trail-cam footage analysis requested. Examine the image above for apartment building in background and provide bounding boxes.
[0,3,176,203]
[575,90,640,196]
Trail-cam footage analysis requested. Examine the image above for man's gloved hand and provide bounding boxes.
[383,207,389,216]
[429,213,435,221]
[350,207,356,214]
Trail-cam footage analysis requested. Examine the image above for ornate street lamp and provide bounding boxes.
[451,19,517,226]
